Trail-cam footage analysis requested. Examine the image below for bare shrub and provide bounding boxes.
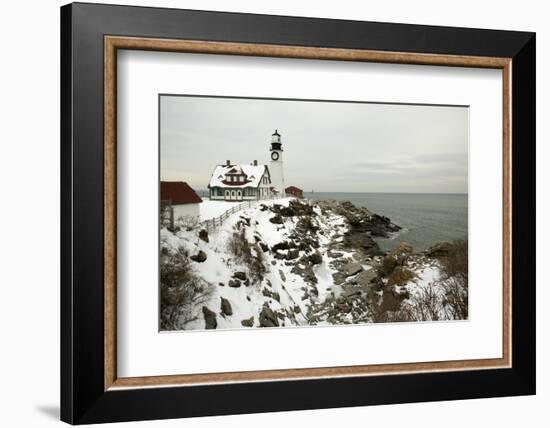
[370,240,468,323]
[440,239,468,281]
[372,286,440,323]
[439,239,468,320]
[174,215,200,231]
[160,247,214,330]
[371,300,415,323]
[441,276,468,320]
[386,266,415,287]
[160,204,172,229]
[227,229,266,284]
[409,285,442,321]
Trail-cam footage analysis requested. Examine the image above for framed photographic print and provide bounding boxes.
[60,2,535,424]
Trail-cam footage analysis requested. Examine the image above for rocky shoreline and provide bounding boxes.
[161,197,466,330]
[255,198,451,326]
[261,199,415,325]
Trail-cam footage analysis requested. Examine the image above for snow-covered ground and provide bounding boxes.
[162,197,452,331]
[163,198,314,330]
[199,198,290,221]
[198,199,237,221]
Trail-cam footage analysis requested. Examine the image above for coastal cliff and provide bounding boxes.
[160,198,468,331]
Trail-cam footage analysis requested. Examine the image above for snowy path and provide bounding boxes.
[199,200,236,221]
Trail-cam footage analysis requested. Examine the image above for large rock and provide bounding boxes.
[296,216,319,233]
[318,200,400,231]
[228,279,241,288]
[259,242,269,252]
[198,229,209,243]
[344,262,363,277]
[272,241,291,252]
[332,272,346,285]
[190,250,207,263]
[343,288,362,299]
[241,317,254,327]
[202,306,217,329]
[220,297,233,316]
[344,232,380,253]
[259,306,279,327]
[291,263,318,284]
[391,242,412,255]
[426,242,453,258]
[233,271,247,281]
[289,199,315,216]
[308,251,323,265]
[279,206,297,217]
[349,269,378,288]
[269,214,284,224]
[367,214,402,237]
[286,249,300,260]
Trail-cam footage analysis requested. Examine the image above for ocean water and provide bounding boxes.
[305,192,468,252]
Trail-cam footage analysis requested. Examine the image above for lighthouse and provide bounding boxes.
[269,129,285,196]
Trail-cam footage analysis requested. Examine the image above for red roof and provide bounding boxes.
[161,182,203,205]
[285,186,303,193]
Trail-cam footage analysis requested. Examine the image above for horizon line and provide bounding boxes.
[192,188,467,195]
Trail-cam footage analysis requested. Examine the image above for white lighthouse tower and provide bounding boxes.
[269,129,285,197]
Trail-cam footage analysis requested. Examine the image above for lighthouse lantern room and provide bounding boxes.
[269,129,285,196]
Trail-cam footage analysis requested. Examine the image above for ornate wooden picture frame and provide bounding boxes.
[61,2,535,424]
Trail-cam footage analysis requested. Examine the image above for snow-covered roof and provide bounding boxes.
[208,164,270,189]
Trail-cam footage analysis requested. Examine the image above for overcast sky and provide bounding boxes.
[160,95,468,194]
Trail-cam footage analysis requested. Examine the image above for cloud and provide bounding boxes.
[160,96,468,193]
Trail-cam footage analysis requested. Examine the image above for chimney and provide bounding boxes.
[253,160,258,166]
[226,160,231,166]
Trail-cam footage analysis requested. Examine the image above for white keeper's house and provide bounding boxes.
[207,130,286,202]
